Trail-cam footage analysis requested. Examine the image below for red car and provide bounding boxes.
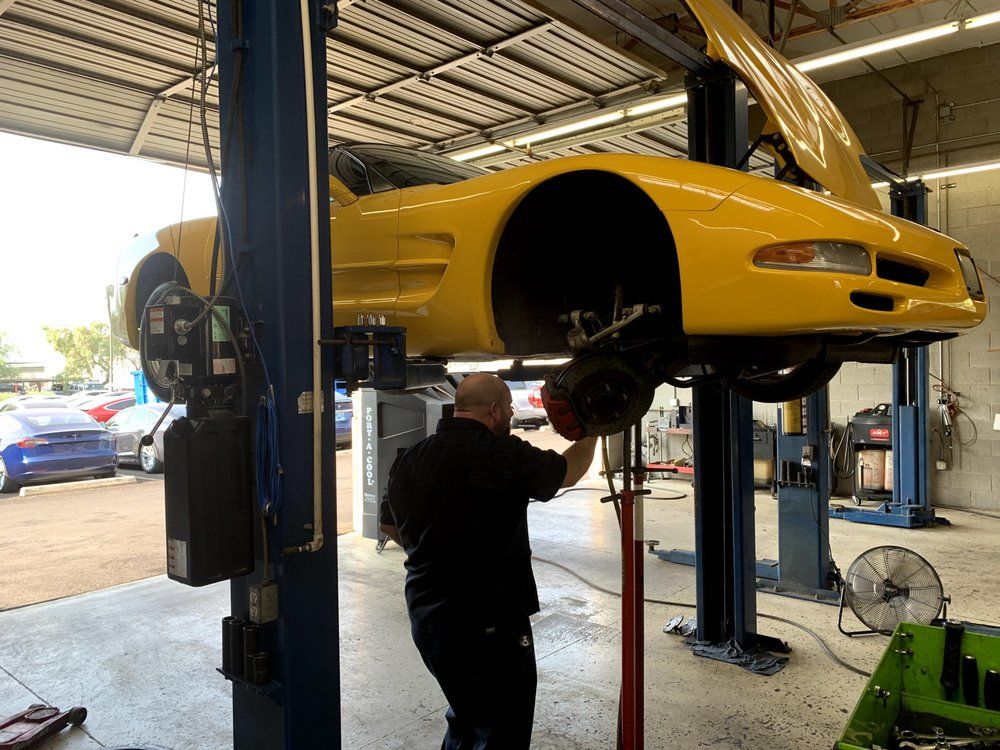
[84,394,136,424]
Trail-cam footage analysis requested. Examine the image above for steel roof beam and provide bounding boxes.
[329,22,554,112]
[570,0,713,75]
[130,64,215,156]
[349,1,598,97]
[326,36,536,116]
[785,0,940,40]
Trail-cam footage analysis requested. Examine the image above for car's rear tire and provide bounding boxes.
[140,444,163,474]
[0,457,20,494]
[727,357,841,403]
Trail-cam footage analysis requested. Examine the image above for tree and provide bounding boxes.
[44,323,111,382]
[0,331,16,379]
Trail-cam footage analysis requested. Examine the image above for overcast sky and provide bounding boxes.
[0,132,217,371]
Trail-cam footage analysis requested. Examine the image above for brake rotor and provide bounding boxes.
[542,352,654,440]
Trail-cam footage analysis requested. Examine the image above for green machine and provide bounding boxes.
[838,623,1000,749]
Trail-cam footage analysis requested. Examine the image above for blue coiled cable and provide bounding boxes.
[256,386,283,517]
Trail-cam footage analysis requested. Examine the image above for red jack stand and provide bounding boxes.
[619,423,646,750]
[0,704,87,750]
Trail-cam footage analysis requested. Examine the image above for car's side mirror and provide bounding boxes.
[329,176,358,207]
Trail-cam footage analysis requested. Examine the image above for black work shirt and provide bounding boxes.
[379,417,567,632]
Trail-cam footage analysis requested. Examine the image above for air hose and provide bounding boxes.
[543,435,871,681]
[530,555,871,678]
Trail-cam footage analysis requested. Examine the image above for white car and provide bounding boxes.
[506,380,548,430]
[0,397,70,412]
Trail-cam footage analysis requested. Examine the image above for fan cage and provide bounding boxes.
[843,546,944,633]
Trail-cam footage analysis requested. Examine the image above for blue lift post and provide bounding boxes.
[659,386,840,603]
[216,2,341,748]
[684,63,783,650]
[827,178,944,529]
[757,390,840,603]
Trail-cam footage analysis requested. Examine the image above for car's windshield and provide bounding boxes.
[346,144,488,189]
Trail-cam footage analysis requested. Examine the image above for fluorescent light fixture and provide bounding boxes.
[626,93,688,117]
[868,159,1000,189]
[920,160,1000,181]
[449,91,687,162]
[795,22,959,72]
[966,9,1000,28]
[451,144,506,162]
[513,110,625,147]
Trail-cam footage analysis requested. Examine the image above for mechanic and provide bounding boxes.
[379,372,598,749]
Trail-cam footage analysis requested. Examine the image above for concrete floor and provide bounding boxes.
[2,480,999,749]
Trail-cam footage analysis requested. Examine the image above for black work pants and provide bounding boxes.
[411,613,537,750]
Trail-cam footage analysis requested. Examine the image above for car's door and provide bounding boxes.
[328,149,400,326]
[130,407,159,453]
[108,409,139,458]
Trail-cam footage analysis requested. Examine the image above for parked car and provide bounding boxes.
[105,403,186,474]
[112,0,986,412]
[84,394,137,423]
[506,380,547,430]
[0,409,117,492]
[64,390,126,408]
[0,397,70,412]
[335,391,352,448]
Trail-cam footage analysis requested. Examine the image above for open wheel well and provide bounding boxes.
[491,170,681,356]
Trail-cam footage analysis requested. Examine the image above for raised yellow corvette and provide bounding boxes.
[113,0,986,425]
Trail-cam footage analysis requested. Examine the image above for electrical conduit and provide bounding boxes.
[285,0,324,555]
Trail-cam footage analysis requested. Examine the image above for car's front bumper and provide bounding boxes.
[513,407,549,426]
[669,180,988,338]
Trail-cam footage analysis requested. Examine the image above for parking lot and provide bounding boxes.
[0,428,568,611]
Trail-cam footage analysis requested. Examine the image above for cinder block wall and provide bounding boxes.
[822,43,1000,510]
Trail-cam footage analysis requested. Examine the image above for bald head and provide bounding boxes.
[455,373,509,411]
[454,374,513,436]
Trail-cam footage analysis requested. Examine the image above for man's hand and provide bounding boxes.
[560,436,598,488]
[379,523,402,546]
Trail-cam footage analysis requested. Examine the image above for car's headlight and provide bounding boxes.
[753,242,871,275]
[955,249,984,301]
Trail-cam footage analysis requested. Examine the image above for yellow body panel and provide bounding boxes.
[330,189,400,322]
[114,153,986,358]
[668,178,987,334]
[683,0,881,210]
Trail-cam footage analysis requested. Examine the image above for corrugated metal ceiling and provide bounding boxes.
[0,0,685,170]
[0,0,806,180]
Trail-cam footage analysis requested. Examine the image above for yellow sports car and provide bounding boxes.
[112,0,986,429]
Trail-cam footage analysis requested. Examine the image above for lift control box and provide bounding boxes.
[141,293,247,405]
[164,414,254,587]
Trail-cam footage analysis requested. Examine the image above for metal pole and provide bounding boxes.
[620,426,637,749]
[216,2,341,747]
[632,421,645,750]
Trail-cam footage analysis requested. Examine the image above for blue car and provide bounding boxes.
[335,392,352,448]
[0,409,117,493]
